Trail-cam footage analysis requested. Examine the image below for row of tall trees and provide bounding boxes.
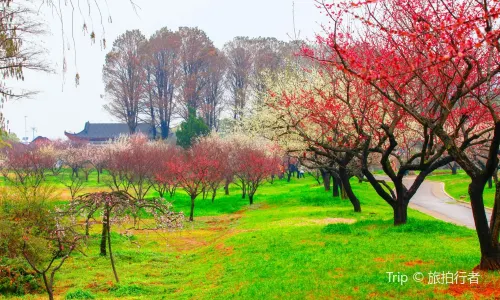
[102,27,299,136]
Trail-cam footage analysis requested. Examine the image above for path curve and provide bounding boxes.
[377,176,491,229]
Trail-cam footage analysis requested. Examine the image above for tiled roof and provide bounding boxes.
[65,122,155,140]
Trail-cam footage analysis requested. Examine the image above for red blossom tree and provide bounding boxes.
[305,0,500,269]
[0,142,56,199]
[118,135,157,200]
[167,142,220,221]
[231,145,281,205]
[151,144,182,198]
[197,136,231,202]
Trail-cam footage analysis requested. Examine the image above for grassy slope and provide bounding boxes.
[3,176,500,299]
[426,170,495,208]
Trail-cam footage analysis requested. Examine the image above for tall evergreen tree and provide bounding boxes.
[176,107,210,148]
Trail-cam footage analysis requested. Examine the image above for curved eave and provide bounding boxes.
[64,131,90,141]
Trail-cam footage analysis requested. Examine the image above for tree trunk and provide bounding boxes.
[211,189,216,203]
[100,211,108,256]
[107,211,119,283]
[339,168,361,212]
[85,213,92,237]
[469,180,500,270]
[224,181,230,195]
[340,182,348,200]
[332,175,340,197]
[249,194,254,205]
[42,273,54,300]
[189,194,196,222]
[160,120,169,140]
[478,250,500,270]
[241,183,246,199]
[393,200,408,226]
[321,169,331,191]
[148,74,157,140]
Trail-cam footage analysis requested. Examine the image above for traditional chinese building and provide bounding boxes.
[30,136,51,146]
[64,122,157,144]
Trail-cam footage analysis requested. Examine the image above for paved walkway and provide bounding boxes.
[378,176,492,229]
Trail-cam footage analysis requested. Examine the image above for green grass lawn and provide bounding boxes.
[2,175,500,299]
[426,170,495,208]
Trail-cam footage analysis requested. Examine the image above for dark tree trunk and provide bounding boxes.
[469,180,500,270]
[100,211,108,256]
[97,169,101,183]
[160,120,169,140]
[249,194,254,205]
[147,70,157,140]
[241,183,246,199]
[392,198,409,226]
[212,189,216,203]
[224,181,230,195]
[128,122,137,135]
[339,167,361,212]
[189,194,196,222]
[313,170,322,185]
[488,177,493,189]
[321,169,331,191]
[170,187,176,198]
[332,175,340,197]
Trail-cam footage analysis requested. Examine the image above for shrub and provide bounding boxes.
[111,284,146,296]
[0,258,41,295]
[65,289,96,299]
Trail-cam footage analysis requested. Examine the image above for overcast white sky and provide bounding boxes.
[4,0,323,140]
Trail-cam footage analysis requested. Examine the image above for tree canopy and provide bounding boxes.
[175,107,210,148]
